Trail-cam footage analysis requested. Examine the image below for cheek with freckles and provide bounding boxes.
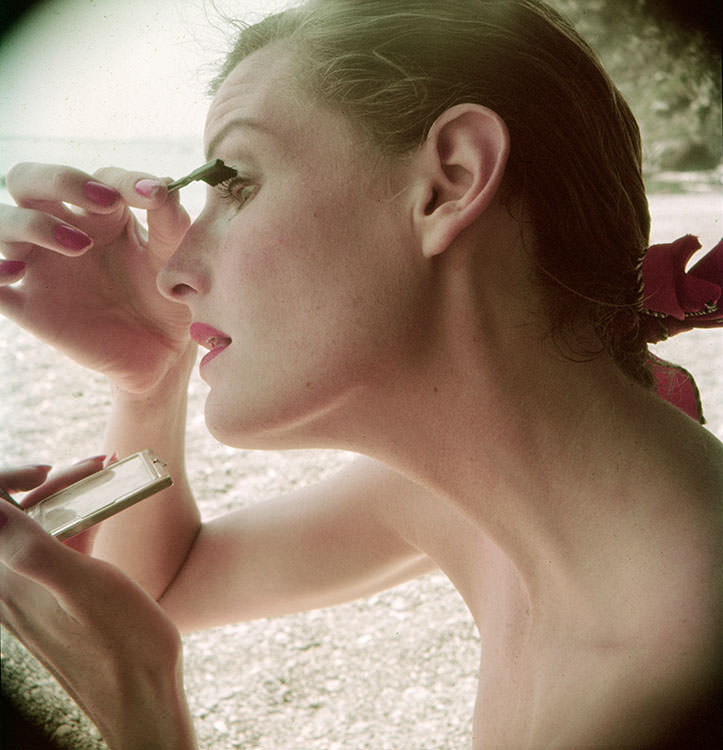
[198,167,423,445]
[217,211,337,336]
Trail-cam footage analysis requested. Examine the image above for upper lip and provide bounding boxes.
[189,322,232,350]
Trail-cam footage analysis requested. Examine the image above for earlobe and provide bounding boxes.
[414,104,510,259]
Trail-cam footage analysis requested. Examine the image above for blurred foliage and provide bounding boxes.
[549,0,722,173]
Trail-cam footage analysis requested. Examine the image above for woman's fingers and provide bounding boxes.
[0,161,192,392]
[20,454,107,509]
[6,163,121,214]
[0,498,84,591]
[93,165,168,206]
[3,163,189,264]
[0,494,165,631]
[5,161,196,216]
[0,457,108,555]
[0,260,28,284]
[0,465,52,494]
[0,496,192,747]
[0,203,94,258]
[92,166,191,259]
[0,497,118,624]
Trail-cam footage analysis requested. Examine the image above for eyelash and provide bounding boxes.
[216,176,257,208]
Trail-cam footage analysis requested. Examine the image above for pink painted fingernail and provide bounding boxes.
[53,224,92,251]
[103,452,119,468]
[135,179,162,198]
[0,260,26,275]
[84,180,120,206]
[21,464,52,472]
[73,454,106,467]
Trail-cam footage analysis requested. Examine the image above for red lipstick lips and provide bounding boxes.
[190,322,232,367]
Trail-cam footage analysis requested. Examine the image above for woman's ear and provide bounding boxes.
[412,103,510,259]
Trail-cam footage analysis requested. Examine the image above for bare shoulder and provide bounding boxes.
[628,397,722,627]
[601,402,723,746]
[626,390,723,514]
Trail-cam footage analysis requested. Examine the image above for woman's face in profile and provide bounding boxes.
[159,45,431,448]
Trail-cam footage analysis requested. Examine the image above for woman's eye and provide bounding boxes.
[217,177,257,208]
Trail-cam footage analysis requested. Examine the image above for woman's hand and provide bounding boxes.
[0,482,196,750]
[0,162,194,394]
[1,456,106,553]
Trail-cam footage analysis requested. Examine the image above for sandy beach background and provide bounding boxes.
[0,145,721,749]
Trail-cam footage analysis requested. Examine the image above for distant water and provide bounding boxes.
[0,134,204,175]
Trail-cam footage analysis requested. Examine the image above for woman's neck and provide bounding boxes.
[343,317,715,626]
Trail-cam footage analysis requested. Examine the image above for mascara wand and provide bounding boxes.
[167,159,237,193]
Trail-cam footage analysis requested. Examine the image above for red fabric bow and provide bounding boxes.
[642,234,722,342]
[641,235,722,422]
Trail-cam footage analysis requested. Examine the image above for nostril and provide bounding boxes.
[169,282,197,300]
[156,267,200,301]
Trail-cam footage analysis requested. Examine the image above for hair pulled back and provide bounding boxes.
[212,0,653,386]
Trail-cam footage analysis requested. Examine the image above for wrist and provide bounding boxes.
[109,343,196,412]
[102,660,196,750]
[103,344,195,465]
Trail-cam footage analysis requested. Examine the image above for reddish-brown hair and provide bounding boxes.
[211,0,653,385]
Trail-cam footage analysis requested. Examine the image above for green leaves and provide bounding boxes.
[550,0,721,173]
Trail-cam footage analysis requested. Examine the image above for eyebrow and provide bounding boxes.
[204,117,272,161]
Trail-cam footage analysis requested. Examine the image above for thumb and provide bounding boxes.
[0,465,52,494]
[147,191,191,262]
[0,497,85,591]
[20,455,106,509]
[0,261,27,320]
[0,260,27,286]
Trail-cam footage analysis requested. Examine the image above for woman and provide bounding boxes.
[1,1,721,747]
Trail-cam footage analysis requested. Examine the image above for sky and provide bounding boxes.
[0,0,291,140]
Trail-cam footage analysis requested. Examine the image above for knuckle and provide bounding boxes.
[177,209,192,233]
[4,531,48,576]
[94,167,163,204]
[5,162,32,193]
[7,163,92,203]
[94,167,144,190]
[92,166,120,184]
[17,206,56,240]
[47,169,77,197]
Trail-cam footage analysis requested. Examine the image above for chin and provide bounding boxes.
[202,380,365,451]
[202,392,306,450]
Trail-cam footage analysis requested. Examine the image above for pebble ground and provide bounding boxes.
[1,191,720,749]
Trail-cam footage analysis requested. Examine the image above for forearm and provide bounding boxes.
[92,345,201,600]
[98,659,197,750]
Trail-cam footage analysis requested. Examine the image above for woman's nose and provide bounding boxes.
[156,222,211,302]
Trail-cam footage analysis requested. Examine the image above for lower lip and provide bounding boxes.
[200,345,229,368]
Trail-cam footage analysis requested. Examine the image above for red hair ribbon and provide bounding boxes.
[641,235,722,422]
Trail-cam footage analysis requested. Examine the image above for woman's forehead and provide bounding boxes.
[203,47,305,152]
[203,47,368,168]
